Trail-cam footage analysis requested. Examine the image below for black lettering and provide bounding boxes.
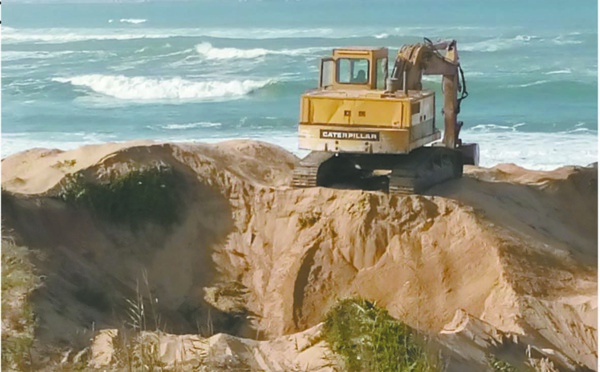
[319,130,380,141]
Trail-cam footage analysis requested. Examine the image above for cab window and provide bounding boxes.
[337,58,369,84]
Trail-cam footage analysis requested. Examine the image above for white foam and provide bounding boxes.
[2,51,53,61]
[565,127,596,133]
[2,50,106,62]
[552,36,583,45]
[2,25,503,45]
[470,123,526,132]
[544,69,572,75]
[507,80,550,88]
[2,27,339,44]
[275,46,331,56]
[514,34,537,42]
[52,74,272,101]
[461,35,537,52]
[193,42,329,61]
[4,78,47,89]
[3,27,156,43]
[372,26,494,39]
[194,42,270,60]
[460,130,598,170]
[161,122,222,130]
[119,18,147,24]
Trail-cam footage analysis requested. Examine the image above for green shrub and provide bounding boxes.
[59,165,184,230]
[323,298,436,372]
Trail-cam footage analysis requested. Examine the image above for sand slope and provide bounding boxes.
[1,140,597,371]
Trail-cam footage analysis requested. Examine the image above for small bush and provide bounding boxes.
[59,165,184,230]
[323,298,436,372]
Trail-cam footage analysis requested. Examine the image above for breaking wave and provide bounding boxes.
[52,74,272,101]
[192,42,329,60]
[194,42,271,60]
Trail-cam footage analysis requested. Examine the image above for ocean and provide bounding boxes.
[2,0,598,170]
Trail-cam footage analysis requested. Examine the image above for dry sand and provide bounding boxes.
[1,140,597,371]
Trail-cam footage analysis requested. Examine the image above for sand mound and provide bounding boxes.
[87,324,332,371]
[1,140,597,371]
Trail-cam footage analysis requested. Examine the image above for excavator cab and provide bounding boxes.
[319,47,388,90]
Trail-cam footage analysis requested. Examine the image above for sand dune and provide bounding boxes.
[1,140,597,371]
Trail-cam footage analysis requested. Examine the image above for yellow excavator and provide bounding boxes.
[292,38,479,194]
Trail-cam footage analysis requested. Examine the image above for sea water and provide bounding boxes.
[2,0,598,169]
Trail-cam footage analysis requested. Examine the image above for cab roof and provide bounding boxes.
[333,46,387,52]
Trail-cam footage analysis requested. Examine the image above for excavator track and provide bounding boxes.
[292,148,463,195]
[292,151,335,188]
[387,147,463,195]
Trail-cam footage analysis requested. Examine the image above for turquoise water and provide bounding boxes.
[2,0,598,169]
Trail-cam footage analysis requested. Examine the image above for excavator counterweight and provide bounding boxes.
[292,38,479,194]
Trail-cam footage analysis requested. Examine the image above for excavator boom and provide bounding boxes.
[388,39,467,149]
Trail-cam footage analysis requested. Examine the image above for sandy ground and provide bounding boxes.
[1,140,597,371]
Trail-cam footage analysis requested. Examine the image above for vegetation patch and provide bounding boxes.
[323,298,436,372]
[488,354,520,372]
[1,239,41,371]
[59,165,185,230]
[111,331,168,371]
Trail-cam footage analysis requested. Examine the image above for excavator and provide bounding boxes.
[292,38,479,194]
